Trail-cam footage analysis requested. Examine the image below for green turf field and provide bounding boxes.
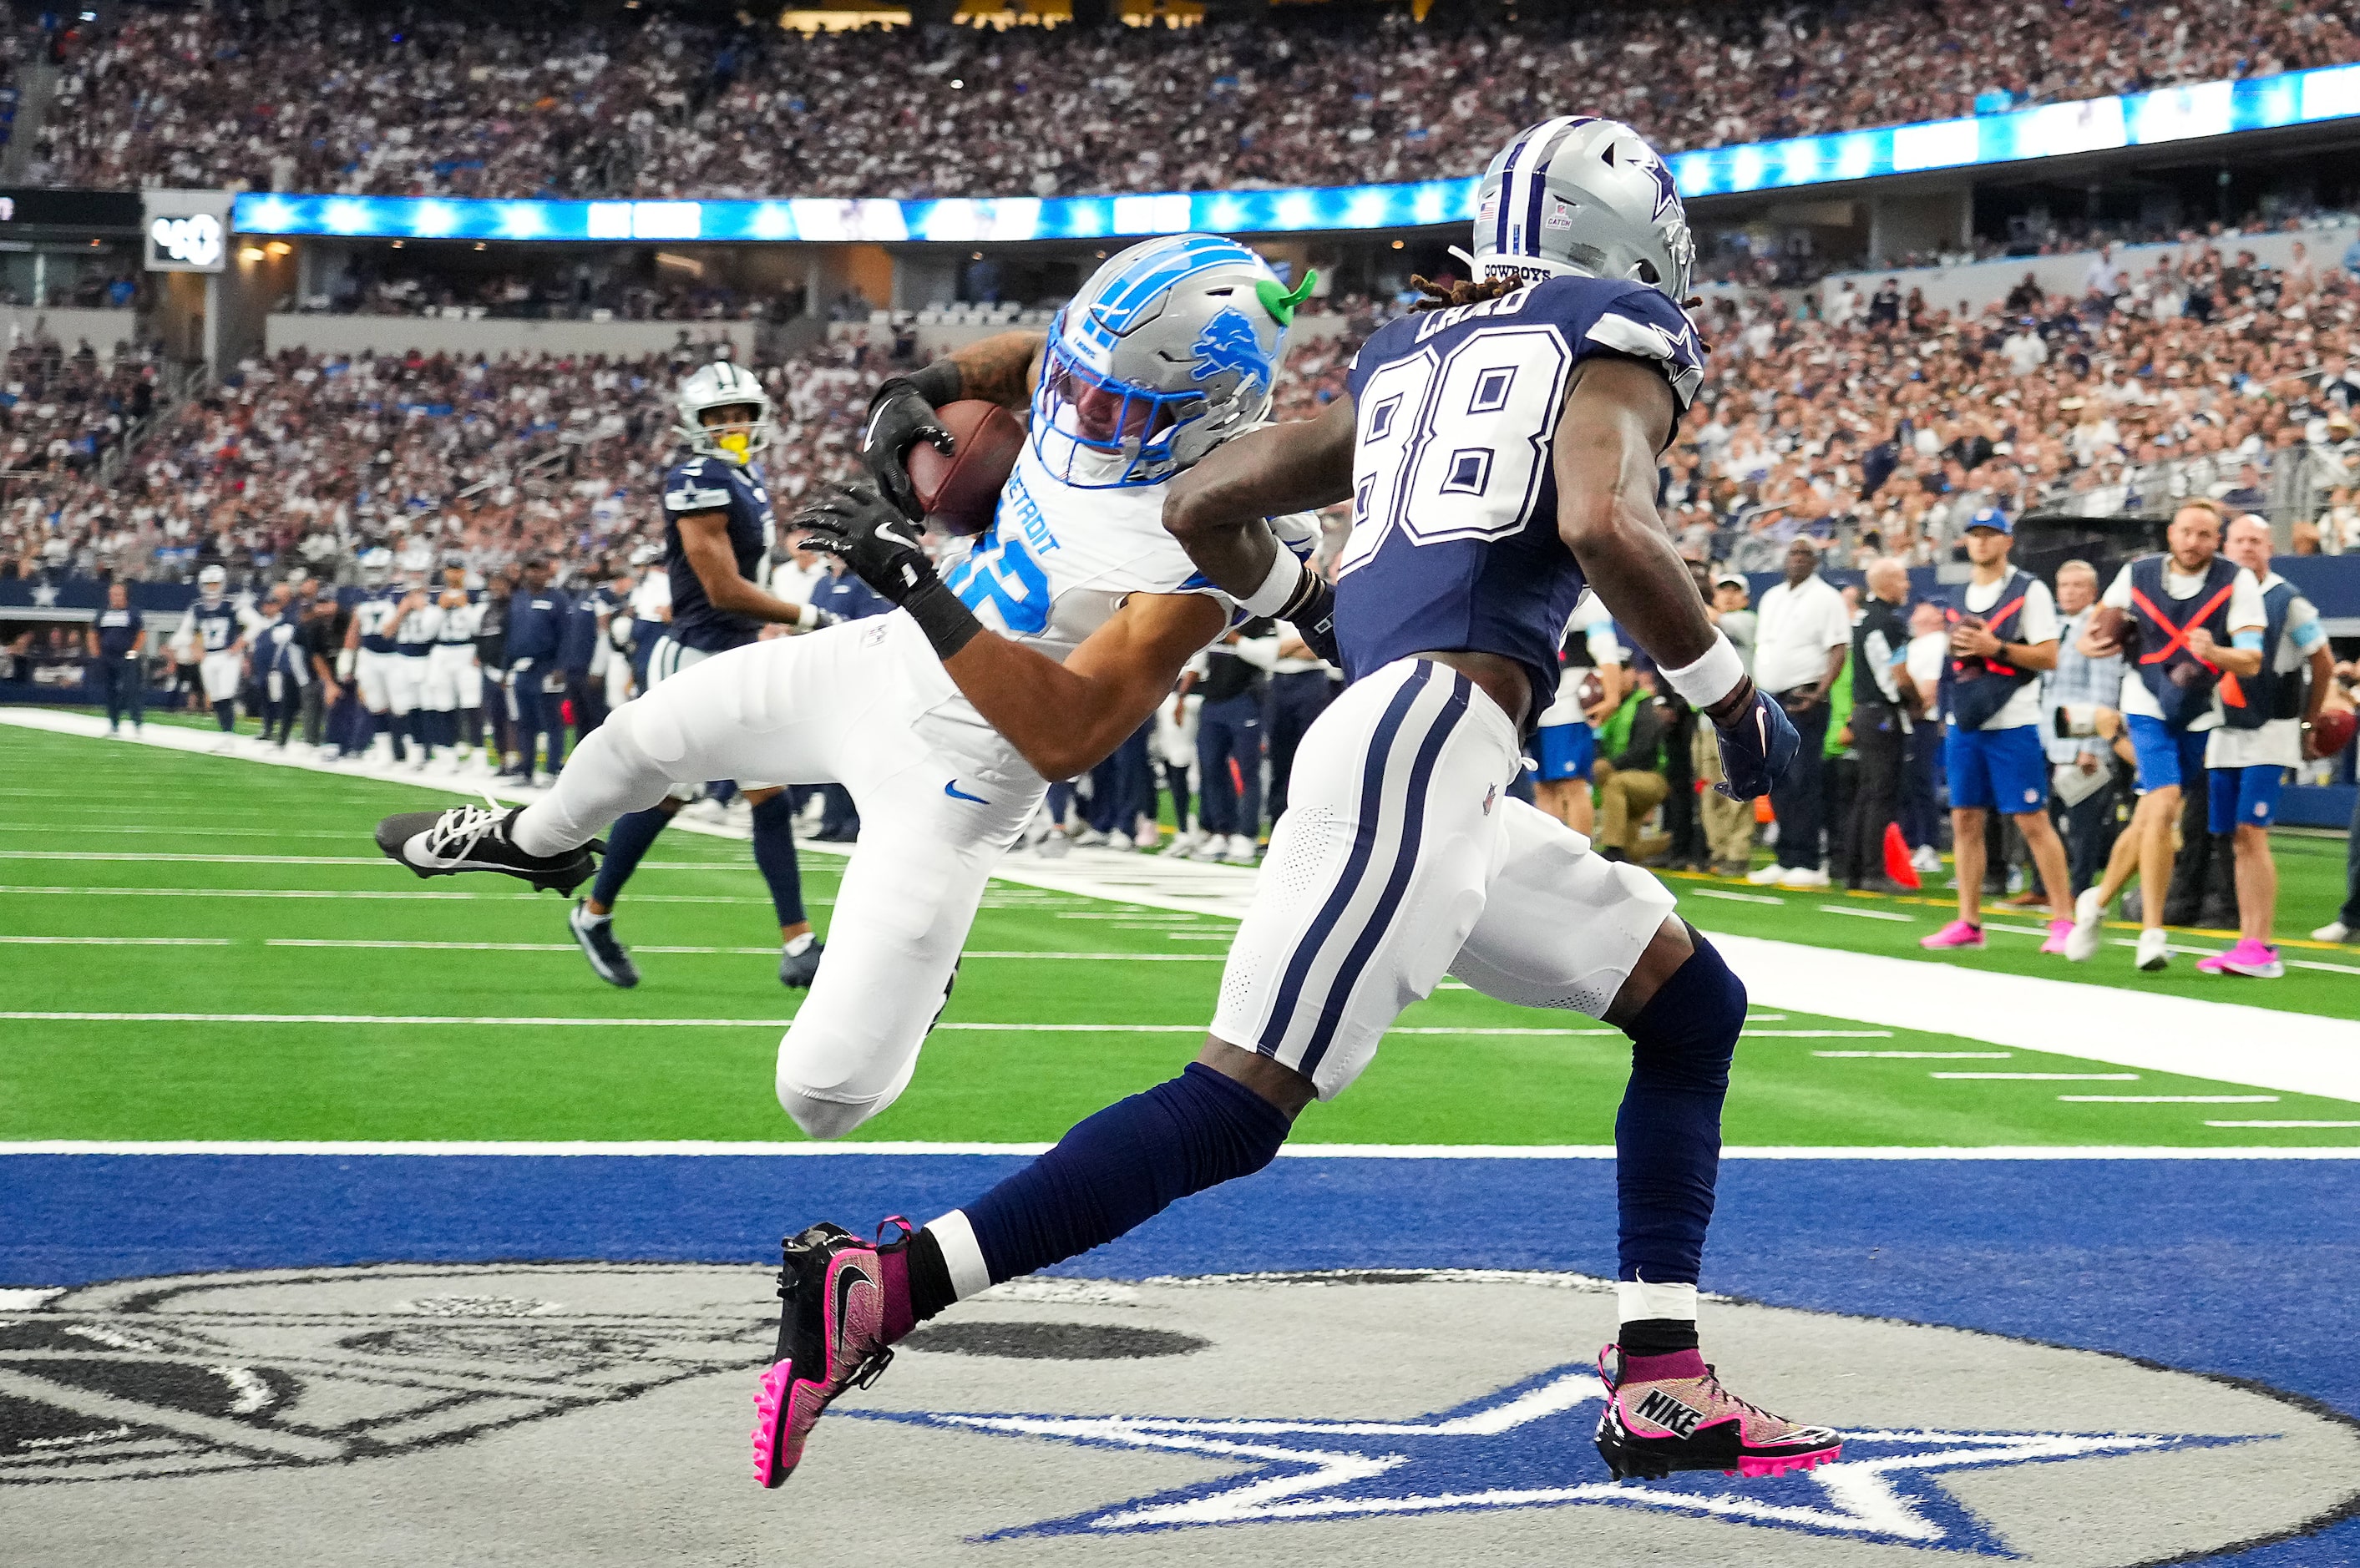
[3,724,2355,1147]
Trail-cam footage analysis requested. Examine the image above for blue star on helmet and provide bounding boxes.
[853,1362,2244,1553]
[1636,146,1680,221]
[1189,307,1271,397]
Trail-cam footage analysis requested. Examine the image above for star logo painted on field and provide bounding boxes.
[856,1363,2241,1552]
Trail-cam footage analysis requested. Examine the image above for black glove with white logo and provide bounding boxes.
[798,481,983,659]
[862,372,958,522]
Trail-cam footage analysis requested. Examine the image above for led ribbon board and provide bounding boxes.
[233,63,2360,245]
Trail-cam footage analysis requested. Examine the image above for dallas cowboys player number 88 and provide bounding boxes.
[747,119,1829,1500]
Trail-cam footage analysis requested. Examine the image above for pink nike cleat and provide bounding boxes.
[752,1218,915,1489]
[2196,938,2284,979]
[2039,918,2074,955]
[1919,919,1986,951]
[1594,1344,1842,1480]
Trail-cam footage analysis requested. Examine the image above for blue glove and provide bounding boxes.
[1712,685,1800,801]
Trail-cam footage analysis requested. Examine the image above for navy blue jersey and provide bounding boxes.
[661,455,775,653]
[506,586,570,665]
[1332,276,1704,713]
[811,569,892,624]
[94,605,143,659]
[188,598,244,656]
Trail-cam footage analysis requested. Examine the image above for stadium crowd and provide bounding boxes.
[33,0,2360,200]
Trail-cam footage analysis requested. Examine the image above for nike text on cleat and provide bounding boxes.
[779,938,825,989]
[568,901,639,989]
[1712,690,1800,802]
[752,1219,914,1489]
[374,803,599,894]
[1593,1344,1841,1483]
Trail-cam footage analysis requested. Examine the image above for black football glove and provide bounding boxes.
[797,482,939,604]
[861,378,956,522]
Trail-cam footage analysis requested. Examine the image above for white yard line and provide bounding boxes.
[2059,1094,2282,1104]
[1816,905,1919,923]
[2206,1120,2360,1128]
[1932,1071,2140,1080]
[0,1141,2353,1160]
[0,935,231,945]
[1813,1050,2010,1060]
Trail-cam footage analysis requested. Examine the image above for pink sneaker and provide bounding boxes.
[752,1218,915,1488]
[2039,918,2074,955]
[1593,1344,1842,1480]
[1919,919,1986,950]
[2196,938,2284,979]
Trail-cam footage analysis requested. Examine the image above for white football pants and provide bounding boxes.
[514,612,1049,1138]
[1210,655,1678,1099]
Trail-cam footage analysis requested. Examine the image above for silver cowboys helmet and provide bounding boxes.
[1472,117,1694,305]
[197,564,227,598]
[1032,234,1313,490]
[674,360,772,465]
[357,547,394,586]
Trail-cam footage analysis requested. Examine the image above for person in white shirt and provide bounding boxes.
[1531,595,1627,837]
[1746,538,1851,888]
[2001,323,2049,377]
[2191,516,2337,977]
[1901,599,1949,873]
[1917,509,2076,954]
[2064,499,2266,971]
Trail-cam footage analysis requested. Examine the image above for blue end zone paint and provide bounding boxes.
[7,1154,2356,1565]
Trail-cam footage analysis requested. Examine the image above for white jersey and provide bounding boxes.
[940,439,1317,665]
[392,598,442,652]
[1534,594,1627,729]
[435,593,484,644]
[631,569,671,621]
[2207,570,2327,770]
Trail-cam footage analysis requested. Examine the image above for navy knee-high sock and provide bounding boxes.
[1614,929,1743,1292]
[948,1063,1290,1294]
[749,793,807,929]
[590,805,671,909]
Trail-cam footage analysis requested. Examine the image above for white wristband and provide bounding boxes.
[1238,548,1308,618]
[1663,633,1745,711]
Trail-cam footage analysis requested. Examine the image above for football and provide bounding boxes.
[2084,604,2133,653]
[2309,706,2358,759]
[1575,668,1608,713]
[905,399,1025,537]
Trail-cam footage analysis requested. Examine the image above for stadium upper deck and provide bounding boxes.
[33,0,2360,202]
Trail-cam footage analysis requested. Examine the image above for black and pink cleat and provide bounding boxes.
[752,1218,916,1489]
[1593,1343,1842,1481]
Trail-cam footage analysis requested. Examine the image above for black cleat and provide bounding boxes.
[569,901,640,989]
[778,938,824,989]
[374,802,599,894]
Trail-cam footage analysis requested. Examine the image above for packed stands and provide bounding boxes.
[37,1,2360,200]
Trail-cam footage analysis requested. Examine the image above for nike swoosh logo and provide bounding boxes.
[945,781,988,804]
[832,1257,870,1342]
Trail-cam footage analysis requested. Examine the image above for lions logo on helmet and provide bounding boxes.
[674,361,773,466]
[1032,234,1309,490]
[1472,117,1695,305]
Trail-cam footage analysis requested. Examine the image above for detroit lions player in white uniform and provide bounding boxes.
[376,235,1319,1157]
[750,122,1835,1496]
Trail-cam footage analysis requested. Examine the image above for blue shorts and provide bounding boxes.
[2125,713,2211,796]
[1946,721,2048,813]
[2208,764,2286,832]
[1533,721,1595,782]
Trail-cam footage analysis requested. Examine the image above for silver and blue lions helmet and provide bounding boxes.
[1033,234,1312,489]
[674,360,772,465]
[1472,117,1694,304]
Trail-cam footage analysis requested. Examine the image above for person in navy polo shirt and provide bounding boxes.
[84,581,145,734]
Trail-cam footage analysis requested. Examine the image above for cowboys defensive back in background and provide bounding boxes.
[751,118,1838,1496]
